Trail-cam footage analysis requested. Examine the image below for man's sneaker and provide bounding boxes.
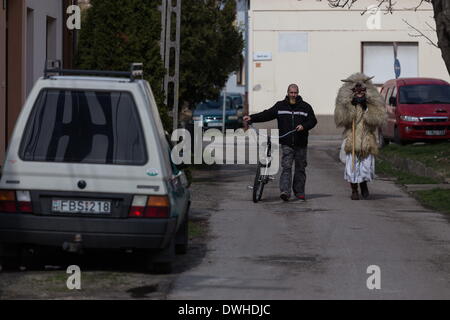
[296,195,306,202]
[280,193,289,202]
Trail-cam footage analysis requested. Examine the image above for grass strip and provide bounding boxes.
[413,188,450,215]
[380,142,450,179]
[376,158,439,184]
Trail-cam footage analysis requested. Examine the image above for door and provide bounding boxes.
[383,86,397,138]
[386,86,398,138]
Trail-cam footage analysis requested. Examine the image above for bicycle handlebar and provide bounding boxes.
[246,123,297,139]
[279,129,298,139]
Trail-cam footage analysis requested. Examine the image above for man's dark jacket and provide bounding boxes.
[250,96,317,147]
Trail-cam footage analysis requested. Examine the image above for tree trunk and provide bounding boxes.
[433,0,450,75]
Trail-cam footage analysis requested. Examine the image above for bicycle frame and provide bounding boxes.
[247,123,297,203]
[259,135,272,178]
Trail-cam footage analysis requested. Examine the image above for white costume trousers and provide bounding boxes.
[344,154,375,183]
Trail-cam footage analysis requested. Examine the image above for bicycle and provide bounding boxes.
[248,124,297,203]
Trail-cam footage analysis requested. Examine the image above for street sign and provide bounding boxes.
[394,58,401,79]
[253,52,272,61]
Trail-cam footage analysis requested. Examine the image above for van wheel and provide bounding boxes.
[151,261,173,274]
[175,212,189,255]
[0,244,20,271]
[145,239,175,274]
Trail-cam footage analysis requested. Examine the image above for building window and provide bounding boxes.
[362,42,418,85]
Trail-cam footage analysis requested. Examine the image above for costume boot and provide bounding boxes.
[350,183,359,200]
[360,182,369,199]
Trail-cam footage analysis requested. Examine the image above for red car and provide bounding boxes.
[380,78,450,145]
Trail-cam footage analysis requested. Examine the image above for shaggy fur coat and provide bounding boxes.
[334,73,387,159]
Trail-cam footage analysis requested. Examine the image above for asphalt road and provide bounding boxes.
[169,138,450,300]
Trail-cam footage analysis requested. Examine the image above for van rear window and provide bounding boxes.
[20,89,147,165]
[399,84,450,104]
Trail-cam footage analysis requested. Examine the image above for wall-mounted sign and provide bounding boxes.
[279,33,308,52]
[253,52,272,61]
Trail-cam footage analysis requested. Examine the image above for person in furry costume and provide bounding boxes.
[334,73,387,200]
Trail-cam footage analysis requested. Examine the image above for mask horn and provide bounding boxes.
[341,79,352,83]
[364,76,375,82]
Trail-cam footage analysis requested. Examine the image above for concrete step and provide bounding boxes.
[404,184,450,192]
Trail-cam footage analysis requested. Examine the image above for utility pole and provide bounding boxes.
[160,0,181,131]
[222,90,227,133]
[244,0,250,126]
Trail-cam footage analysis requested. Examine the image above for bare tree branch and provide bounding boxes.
[425,21,436,32]
[319,0,432,13]
[403,18,439,48]
[315,0,450,75]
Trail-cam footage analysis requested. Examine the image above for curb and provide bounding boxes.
[378,153,448,184]
[404,184,450,192]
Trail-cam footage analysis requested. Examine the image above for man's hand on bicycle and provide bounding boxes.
[296,124,304,131]
[243,115,251,123]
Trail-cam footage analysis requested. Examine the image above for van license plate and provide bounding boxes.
[207,122,222,127]
[426,130,446,136]
[52,200,111,214]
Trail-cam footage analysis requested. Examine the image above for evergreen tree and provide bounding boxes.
[75,0,170,129]
[180,0,244,107]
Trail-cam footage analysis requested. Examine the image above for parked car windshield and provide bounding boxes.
[20,89,147,165]
[399,84,450,104]
[233,95,243,106]
[223,94,243,108]
[196,97,233,110]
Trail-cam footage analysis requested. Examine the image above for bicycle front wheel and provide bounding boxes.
[253,165,265,203]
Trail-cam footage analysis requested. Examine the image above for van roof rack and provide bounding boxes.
[44,60,144,82]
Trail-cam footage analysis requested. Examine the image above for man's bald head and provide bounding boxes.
[287,84,299,104]
[287,84,299,93]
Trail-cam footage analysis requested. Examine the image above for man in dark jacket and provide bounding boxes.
[243,84,317,201]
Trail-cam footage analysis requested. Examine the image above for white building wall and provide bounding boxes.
[249,0,449,134]
[25,0,63,96]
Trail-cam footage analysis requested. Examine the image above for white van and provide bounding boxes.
[0,64,190,273]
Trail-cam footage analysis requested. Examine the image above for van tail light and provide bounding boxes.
[129,195,147,218]
[0,190,33,213]
[0,191,16,212]
[144,196,170,218]
[128,195,170,218]
[16,191,33,213]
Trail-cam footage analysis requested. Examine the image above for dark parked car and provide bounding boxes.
[192,95,244,130]
[380,78,450,145]
[226,92,244,109]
